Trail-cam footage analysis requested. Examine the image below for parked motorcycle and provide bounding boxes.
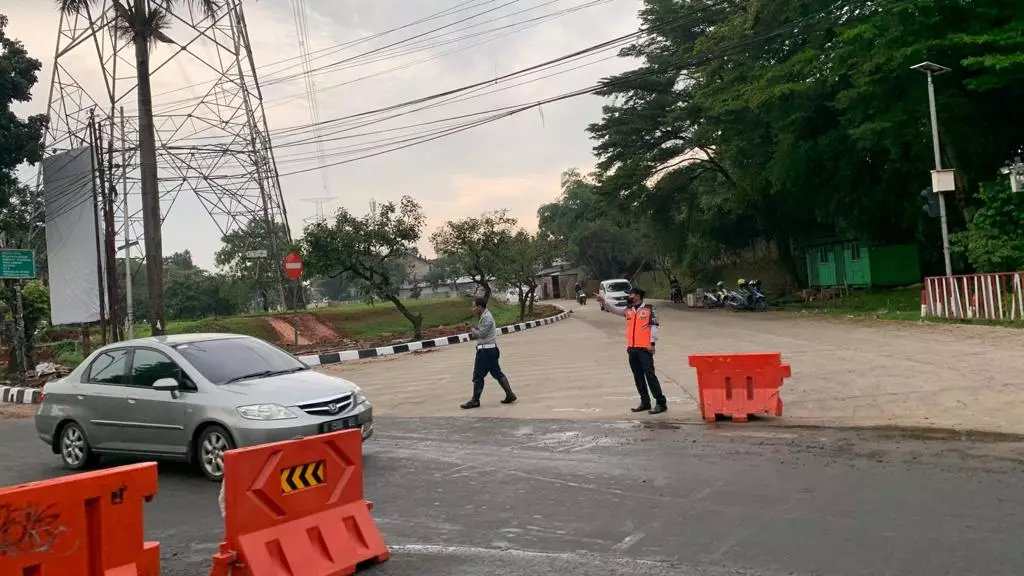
[747,279,768,311]
[703,281,727,308]
[727,278,768,311]
[670,284,683,304]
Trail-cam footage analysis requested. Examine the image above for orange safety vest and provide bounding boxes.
[625,304,656,348]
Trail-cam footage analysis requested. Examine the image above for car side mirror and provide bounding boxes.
[153,377,180,395]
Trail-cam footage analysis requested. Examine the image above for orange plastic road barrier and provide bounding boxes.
[209,430,389,576]
[0,462,160,576]
[688,352,791,423]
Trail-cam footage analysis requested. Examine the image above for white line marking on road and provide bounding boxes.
[717,431,799,439]
[612,532,645,551]
[551,408,601,413]
[601,396,687,404]
[388,543,664,565]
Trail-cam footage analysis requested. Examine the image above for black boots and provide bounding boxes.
[498,377,517,404]
[461,378,517,408]
[631,403,667,414]
[461,379,485,409]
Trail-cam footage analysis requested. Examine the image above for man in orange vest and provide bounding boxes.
[596,286,667,414]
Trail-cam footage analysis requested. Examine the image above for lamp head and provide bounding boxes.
[911,61,951,75]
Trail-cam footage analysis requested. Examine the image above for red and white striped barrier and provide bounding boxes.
[924,272,1024,321]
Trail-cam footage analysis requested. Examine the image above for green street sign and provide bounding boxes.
[0,250,36,279]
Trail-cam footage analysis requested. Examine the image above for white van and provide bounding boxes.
[598,279,632,311]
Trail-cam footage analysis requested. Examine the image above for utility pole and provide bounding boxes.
[0,233,28,377]
[13,282,26,376]
[911,61,953,277]
[88,110,109,345]
[98,115,121,341]
[121,107,134,339]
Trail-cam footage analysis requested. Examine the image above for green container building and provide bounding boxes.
[804,240,920,288]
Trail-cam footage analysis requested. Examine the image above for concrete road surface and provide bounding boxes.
[3,417,1024,575]
[324,303,1024,433]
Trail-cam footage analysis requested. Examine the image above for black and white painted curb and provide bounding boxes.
[300,308,570,367]
[1,385,43,405]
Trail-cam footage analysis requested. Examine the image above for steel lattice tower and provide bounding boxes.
[42,0,291,281]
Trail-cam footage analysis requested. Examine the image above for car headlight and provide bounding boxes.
[236,404,297,420]
[352,386,368,405]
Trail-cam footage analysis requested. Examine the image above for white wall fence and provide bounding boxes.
[924,272,1024,321]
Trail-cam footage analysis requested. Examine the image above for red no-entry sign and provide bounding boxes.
[283,251,304,281]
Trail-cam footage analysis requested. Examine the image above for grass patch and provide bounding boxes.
[133,315,280,341]
[313,298,553,339]
[777,286,1024,328]
[130,297,559,343]
[777,286,924,321]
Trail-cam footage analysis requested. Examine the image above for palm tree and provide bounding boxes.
[58,0,222,336]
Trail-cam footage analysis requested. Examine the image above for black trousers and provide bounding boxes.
[627,347,666,407]
[472,347,505,393]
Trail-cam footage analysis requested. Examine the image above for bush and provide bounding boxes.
[50,339,78,358]
[50,339,84,368]
[56,350,85,368]
[951,181,1024,273]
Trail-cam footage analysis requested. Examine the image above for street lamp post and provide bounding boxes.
[911,61,953,277]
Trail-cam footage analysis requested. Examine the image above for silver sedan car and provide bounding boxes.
[35,333,373,481]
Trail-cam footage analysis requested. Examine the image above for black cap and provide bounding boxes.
[628,287,646,299]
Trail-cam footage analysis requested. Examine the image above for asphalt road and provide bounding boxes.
[3,416,1024,575]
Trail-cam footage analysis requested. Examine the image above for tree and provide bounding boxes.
[583,0,1024,284]
[58,0,224,336]
[0,15,46,198]
[0,14,46,371]
[951,181,1024,273]
[496,231,555,320]
[430,210,518,302]
[215,219,290,312]
[163,250,236,320]
[0,280,48,374]
[575,221,643,280]
[537,169,607,258]
[423,256,458,292]
[302,196,427,339]
[0,183,45,264]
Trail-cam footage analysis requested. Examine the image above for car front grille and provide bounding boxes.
[296,394,354,416]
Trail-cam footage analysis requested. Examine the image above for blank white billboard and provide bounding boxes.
[43,147,105,326]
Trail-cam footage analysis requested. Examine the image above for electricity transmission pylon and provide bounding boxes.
[42,0,291,321]
[301,197,335,224]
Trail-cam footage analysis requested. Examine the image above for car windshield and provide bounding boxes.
[605,282,631,293]
[174,338,307,384]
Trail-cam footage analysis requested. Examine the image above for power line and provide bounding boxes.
[148,0,500,101]
[150,0,611,118]
[149,0,527,115]
[266,6,836,176]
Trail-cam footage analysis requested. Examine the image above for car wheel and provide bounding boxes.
[197,425,235,482]
[59,422,95,470]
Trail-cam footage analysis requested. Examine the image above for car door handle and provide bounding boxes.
[127,398,137,404]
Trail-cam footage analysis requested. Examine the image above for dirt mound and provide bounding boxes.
[266,317,311,346]
[294,314,339,341]
[265,313,360,353]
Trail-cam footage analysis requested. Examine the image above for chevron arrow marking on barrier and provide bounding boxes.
[280,459,327,494]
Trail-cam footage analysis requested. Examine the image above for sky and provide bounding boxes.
[5,0,641,269]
